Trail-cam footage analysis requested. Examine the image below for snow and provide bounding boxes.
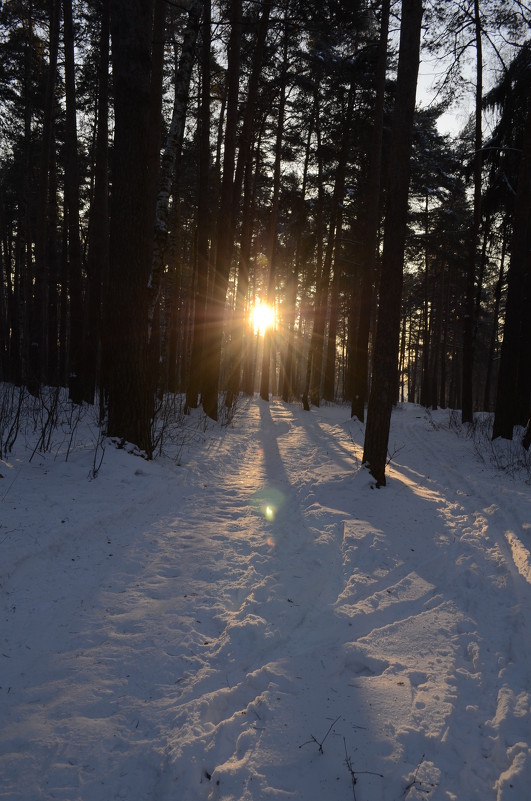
[1,395,531,801]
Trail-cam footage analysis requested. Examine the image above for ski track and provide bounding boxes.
[163,400,531,801]
[1,399,530,801]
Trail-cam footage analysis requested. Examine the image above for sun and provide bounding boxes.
[250,299,275,336]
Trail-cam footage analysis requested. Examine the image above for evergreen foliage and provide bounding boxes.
[0,0,529,475]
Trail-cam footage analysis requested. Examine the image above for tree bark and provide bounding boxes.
[282,119,313,403]
[33,0,60,389]
[201,0,242,420]
[323,215,344,402]
[302,87,325,410]
[86,0,110,407]
[259,19,288,402]
[362,0,424,487]
[105,0,156,454]
[484,223,507,411]
[492,101,531,440]
[350,0,390,421]
[149,0,201,337]
[461,0,483,423]
[241,140,263,396]
[186,0,212,410]
[224,1,272,406]
[307,86,354,407]
[46,136,60,386]
[63,0,85,405]
[231,0,271,233]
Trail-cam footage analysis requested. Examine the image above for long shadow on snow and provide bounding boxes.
[286,401,360,473]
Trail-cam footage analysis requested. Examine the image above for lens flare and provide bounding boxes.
[249,486,285,526]
[251,299,275,336]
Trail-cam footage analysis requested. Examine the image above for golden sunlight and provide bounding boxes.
[250,299,275,336]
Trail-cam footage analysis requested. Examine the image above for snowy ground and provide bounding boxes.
[1,395,531,801]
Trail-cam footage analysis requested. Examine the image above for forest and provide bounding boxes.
[0,0,530,485]
[2,3,531,795]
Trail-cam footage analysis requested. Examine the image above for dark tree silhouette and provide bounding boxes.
[362,0,424,487]
[104,0,156,454]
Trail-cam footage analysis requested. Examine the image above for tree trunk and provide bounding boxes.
[430,271,443,411]
[226,127,263,403]
[492,101,531,440]
[86,0,110,406]
[201,0,242,420]
[307,86,354,407]
[259,20,288,402]
[362,0,424,487]
[0,207,10,381]
[231,0,271,233]
[439,264,453,408]
[420,195,431,407]
[105,0,156,454]
[33,0,60,389]
[241,142,262,396]
[399,306,407,403]
[63,0,85,405]
[350,0,390,421]
[46,137,60,386]
[58,209,68,385]
[146,0,166,216]
[484,224,507,411]
[224,2,272,406]
[150,0,201,336]
[461,0,483,423]
[302,87,325,410]
[18,6,39,396]
[323,215,344,402]
[186,0,211,410]
[282,120,312,403]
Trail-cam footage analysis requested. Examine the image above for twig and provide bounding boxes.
[343,738,384,801]
[344,738,358,801]
[90,429,106,479]
[386,442,404,467]
[299,715,341,754]
[403,753,436,797]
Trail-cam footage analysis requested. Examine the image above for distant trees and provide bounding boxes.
[0,0,529,466]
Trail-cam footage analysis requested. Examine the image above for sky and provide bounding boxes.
[416,17,528,141]
[416,42,480,138]
[1,392,531,800]
[416,62,472,136]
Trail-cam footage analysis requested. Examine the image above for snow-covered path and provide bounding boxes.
[1,398,531,800]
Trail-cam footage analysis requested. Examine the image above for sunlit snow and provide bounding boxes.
[1,397,530,800]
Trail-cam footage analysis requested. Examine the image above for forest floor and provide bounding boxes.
[1,395,531,801]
